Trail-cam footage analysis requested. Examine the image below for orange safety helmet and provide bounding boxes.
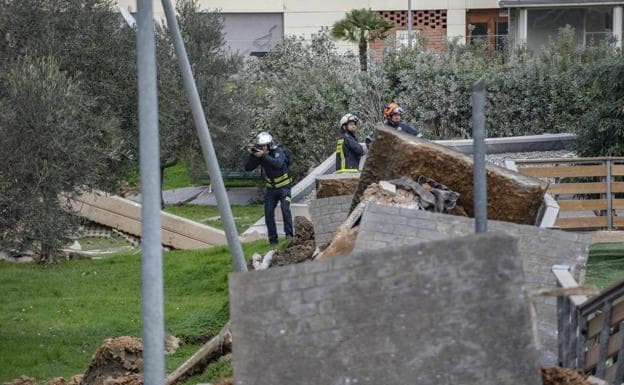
[383,102,404,119]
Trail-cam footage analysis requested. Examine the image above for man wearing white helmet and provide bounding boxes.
[244,131,293,246]
[336,113,364,173]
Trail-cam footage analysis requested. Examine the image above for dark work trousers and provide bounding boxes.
[264,185,293,245]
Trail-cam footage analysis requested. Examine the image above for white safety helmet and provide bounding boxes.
[256,131,273,146]
[339,113,359,128]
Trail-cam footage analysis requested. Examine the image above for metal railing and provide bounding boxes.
[554,265,624,384]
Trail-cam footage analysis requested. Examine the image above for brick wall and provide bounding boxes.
[370,10,448,61]
[229,232,541,385]
[353,203,591,365]
[309,195,353,248]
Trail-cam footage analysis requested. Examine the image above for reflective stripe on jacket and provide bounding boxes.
[244,145,292,189]
[265,173,292,189]
[335,131,364,173]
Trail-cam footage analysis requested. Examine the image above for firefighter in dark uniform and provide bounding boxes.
[336,113,364,173]
[383,101,421,136]
[366,102,422,148]
[244,131,293,246]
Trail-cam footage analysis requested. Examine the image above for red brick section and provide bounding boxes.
[370,10,447,61]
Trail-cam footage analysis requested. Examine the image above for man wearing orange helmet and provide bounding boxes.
[383,102,421,137]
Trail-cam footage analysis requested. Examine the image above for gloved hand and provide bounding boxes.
[365,131,374,149]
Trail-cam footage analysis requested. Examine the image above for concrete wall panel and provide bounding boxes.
[229,232,542,385]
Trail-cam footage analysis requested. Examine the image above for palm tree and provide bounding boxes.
[331,8,394,72]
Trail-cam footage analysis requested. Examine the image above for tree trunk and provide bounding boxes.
[165,322,232,385]
[359,38,368,72]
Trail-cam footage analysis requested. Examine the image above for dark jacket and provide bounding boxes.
[384,119,421,137]
[336,130,364,172]
[244,146,290,187]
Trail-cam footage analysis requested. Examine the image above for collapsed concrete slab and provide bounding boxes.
[229,232,542,385]
[315,173,360,199]
[353,125,549,224]
[354,203,591,365]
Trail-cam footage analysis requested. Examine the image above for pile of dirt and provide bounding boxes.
[81,336,143,385]
[46,376,83,385]
[271,216,316,267]
[3,376,36,385]
[541,367,591,385]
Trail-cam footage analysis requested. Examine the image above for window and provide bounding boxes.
[395,30,420,48]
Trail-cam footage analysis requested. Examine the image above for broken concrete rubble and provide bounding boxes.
[315,173,360,199]
[352,125,549,224]
[316,177,463,260]
[315,181,422,260]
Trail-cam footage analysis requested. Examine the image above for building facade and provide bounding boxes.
[500,0,624,50]
[117,0,509,55]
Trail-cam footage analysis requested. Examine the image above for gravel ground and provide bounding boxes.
[486,150,577,167]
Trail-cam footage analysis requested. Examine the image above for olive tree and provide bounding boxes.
[0,57,121,261]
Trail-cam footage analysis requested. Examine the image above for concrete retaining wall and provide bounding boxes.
[308,195,353,248]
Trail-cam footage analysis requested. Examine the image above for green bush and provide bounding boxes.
[574,56,624,157]
[229,26,623,179]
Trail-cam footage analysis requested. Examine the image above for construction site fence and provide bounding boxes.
[553,265,624,384]
[511,157,624,231]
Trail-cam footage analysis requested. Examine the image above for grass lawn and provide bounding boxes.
[0,240,275,384]
[127,162,258,191]
[585,242,624,289]
[163,204,264,234]
[6,237,621,384]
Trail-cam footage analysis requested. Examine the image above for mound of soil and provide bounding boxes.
[271,217,316,267]
[82,336,143,385]
[3,376,36,385]
[542,367,591,385]
[46,376,83,385]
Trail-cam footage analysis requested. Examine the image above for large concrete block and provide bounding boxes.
[315,173,360,199]
[309,195,353,247]
[353,125,549,224]
[229,232,542,385]
[353,203,592,365]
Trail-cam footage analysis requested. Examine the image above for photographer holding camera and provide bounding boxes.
[244,132,293,247]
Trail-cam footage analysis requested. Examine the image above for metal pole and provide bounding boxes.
[607,158,613,230]
[161,0,247,272]
[472,78,487,233]
[136,1,165,385]
[407,0,413,48]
